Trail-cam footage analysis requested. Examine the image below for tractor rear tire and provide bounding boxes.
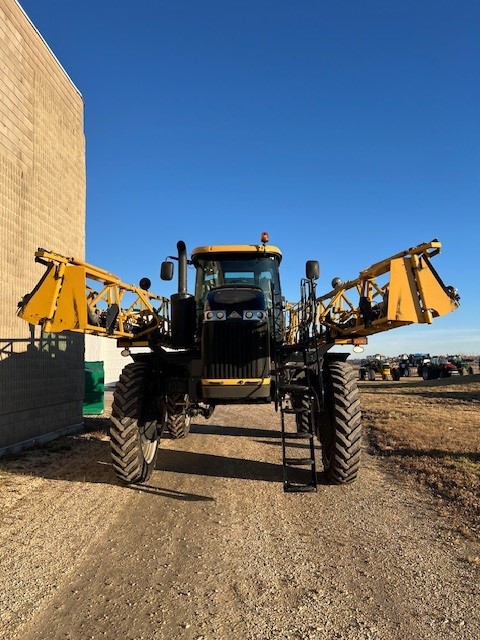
[368,369,376,381]
[320,361,362,484]
[166,394,191,439]
[109,362,161,484]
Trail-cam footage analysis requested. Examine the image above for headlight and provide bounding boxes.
[204,310,226,321]
[242,310,266,321]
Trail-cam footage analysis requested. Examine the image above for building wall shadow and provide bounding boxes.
[0,326,85,452]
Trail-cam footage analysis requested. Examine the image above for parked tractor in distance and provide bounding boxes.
[421,356,460,380]
[447,355,475,376]
[18,236,460,492]
[359,355,393,381]
[391,354,411,380]
[412,354,431,378]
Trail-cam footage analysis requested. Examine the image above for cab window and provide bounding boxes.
[194,255,280,309]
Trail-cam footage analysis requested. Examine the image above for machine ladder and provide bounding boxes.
[277,348,318,493]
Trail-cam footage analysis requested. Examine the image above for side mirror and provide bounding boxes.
[160,261,174,281]
[306,260,319,281]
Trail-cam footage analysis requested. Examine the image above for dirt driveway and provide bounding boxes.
[0,390,479,640]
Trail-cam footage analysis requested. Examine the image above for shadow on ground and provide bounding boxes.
[189,423,281,438]
[0,416,312,489]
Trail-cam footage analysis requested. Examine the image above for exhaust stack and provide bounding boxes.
[177,240,188,297]
[171,240,196,348]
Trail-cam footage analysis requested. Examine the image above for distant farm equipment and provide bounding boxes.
[421,356,460,380]
[358,352,477,382]
[391,354,411,380]
[359,355,393,381]
[446,355,475,376]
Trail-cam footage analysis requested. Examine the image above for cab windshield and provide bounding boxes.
[194,255,281,309]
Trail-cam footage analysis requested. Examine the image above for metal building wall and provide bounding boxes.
[0,0,86,451]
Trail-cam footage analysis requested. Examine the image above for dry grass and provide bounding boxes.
[360,373,480,534]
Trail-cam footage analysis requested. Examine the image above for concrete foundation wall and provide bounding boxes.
[0,0,86,451]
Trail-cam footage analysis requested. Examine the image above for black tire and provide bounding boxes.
[368,369,376,381]
[320,361,362,484]
[392,368,400,381]
[109,362,161,484]
[422,368,430,381]
[291,390,311,433]
[166,394,191,439]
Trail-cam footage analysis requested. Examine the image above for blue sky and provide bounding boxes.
[19,0,480,356]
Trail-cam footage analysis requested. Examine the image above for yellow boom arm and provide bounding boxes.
[18,240,459,347]
[17,249,170,340]
[285,239,460,346]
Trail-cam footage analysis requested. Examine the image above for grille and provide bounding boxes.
[202,322,270,379]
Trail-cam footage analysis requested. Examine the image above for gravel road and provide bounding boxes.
[0,393,478,640]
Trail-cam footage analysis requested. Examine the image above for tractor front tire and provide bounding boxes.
[321,361,362,484]
[110,362,161,484]
[166,394,191,439]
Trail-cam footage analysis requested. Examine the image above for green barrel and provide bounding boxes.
[83,361,105,415]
